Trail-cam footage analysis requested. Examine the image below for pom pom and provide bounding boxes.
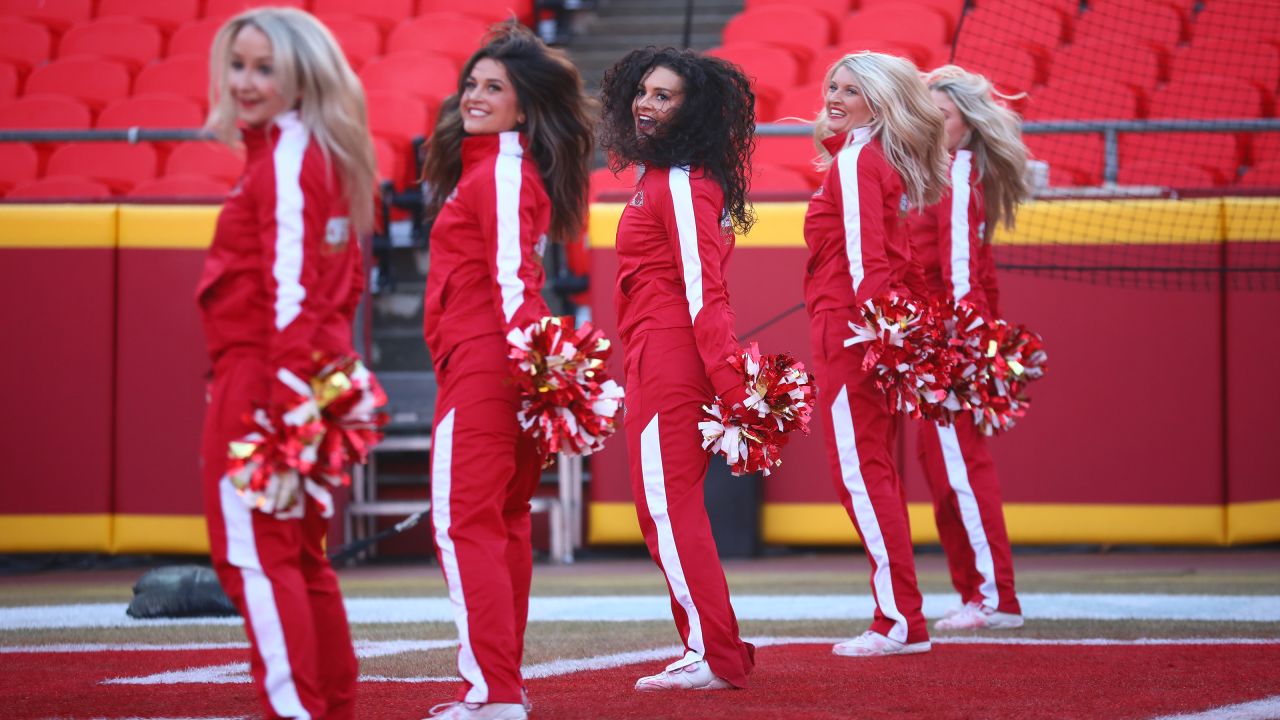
[971,320,1048,435]
[844,292,951,421]
[699,344,815,477]
[508,316,624,461]
[227,355,387,519]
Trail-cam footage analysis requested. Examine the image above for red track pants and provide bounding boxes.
[201,351,358,720]
[623,327,756,688]
[917,415,1022,614]
[429,333,543,705]
[809,310,929,645]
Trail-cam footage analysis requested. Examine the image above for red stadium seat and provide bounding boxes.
[589,166,637,202]
[0,94,91,129]
[722,6,833,67]
[128,174,231,198]
[859,0,965,37]
[1120,133,1241,185]
[751,162,815,196]
[96,0,199,33]
[840,4,950,67]
[1117,158,1220,188]
[0,142,38,194]
[709,42,803,87]
[1238,160,1280,188]
[165,142,245,184]
[417,0,534,25]
[1025,78,1141,121]
[1252,134,1280,165]
[25,58,131,112]
[311,0,414,32]
[168,18,223,58]
[372,137,402,185]
[1192,1,1280,45]
[743,0,851,27]
[0,0,92,33]
[57,18,162,71]
[0,61,16,100]
[135,56,211,110]
[6,175,111,199]
[754,129,824,189]
[807,41,936,85]
[1171,42,1279,90]
[203,0,308,19]
[359,52,457,111]
[1025,134,1106,185]
[47,143,158,193]
[314,13,383,70]
[366,90,431,158]
[1049,40,1162,95]
[0,17,50,74]
[386,13,489,68]
[1073,1,1184,50]
[1148,75,1266,120]
[952,41,1041,93]
[98,94,203,129]
[771,85,824,123]
[957,2,1068,58]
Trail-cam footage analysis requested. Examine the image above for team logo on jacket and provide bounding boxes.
[899,193,910,217]
[812,185,824,198]
[629,190,644,207]
[324,217,350,251]
[720,209,733,242]
[535,233,548,258]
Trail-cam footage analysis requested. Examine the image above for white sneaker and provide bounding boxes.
[635,660,732,691]
[832,631,932,657]
[425,701,527,720]
[934,601,1025,630]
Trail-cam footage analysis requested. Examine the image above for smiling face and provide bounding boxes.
[226,25,290,128]
[825,65,874,136]
[933,88,969,152]
[460,57,522,135]
[632,64,684,137]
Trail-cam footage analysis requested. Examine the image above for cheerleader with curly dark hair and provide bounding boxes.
[598,47,758,692]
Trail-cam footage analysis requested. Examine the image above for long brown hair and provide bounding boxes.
[422,23,594,243]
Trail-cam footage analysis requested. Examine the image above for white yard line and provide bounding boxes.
[3,593,1279,630]
[1148,695,1280,720]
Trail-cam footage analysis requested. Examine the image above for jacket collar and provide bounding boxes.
[462,131,526,164]
[820,124,873,155]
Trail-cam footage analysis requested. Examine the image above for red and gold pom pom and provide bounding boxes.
[699,344,814,476]
[508,316,624,461]
[227,355,387,518]
[844,292,951,421]
[971,320,1048,435]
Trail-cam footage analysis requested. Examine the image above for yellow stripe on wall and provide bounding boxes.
[590,501,1245,546]
[113,514,209,554]
[0,206,117,248]
[118,205,220,249]
[1226,500,1280,544]
[0,514,112,552]
[586,197,1280,249]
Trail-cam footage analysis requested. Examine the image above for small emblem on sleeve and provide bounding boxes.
[629,190,644,207]
[899,193,910,213]
[324,217,350,250]
[812,185,824,198]
[535,233,548,258]
[978,221,987,239]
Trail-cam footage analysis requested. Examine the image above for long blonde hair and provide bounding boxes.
[814,52,950,208]
[206,8,377,235]
[926,65,1030,230]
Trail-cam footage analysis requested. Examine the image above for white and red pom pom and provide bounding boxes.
[700,344,814,476]
[844,292,951,421]
[508,316,624,460]
[227,356,387,519]
[971,320,1048,435]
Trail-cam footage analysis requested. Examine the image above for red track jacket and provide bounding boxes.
[803,127,926,314]
[196,111,363,405]
[423,131,551,365]
[614,164,743,401]
[906,149,996,315]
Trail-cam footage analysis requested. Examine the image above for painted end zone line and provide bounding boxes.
[5,593,1280,629]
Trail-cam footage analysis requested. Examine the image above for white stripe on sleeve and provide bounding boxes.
[949,149,974,301]
[668,167,704,324]
[494,131,526,323]
[272,120,309,331]
[836,144,868,296]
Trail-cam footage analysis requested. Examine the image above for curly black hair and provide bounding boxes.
[598,47,756,234]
